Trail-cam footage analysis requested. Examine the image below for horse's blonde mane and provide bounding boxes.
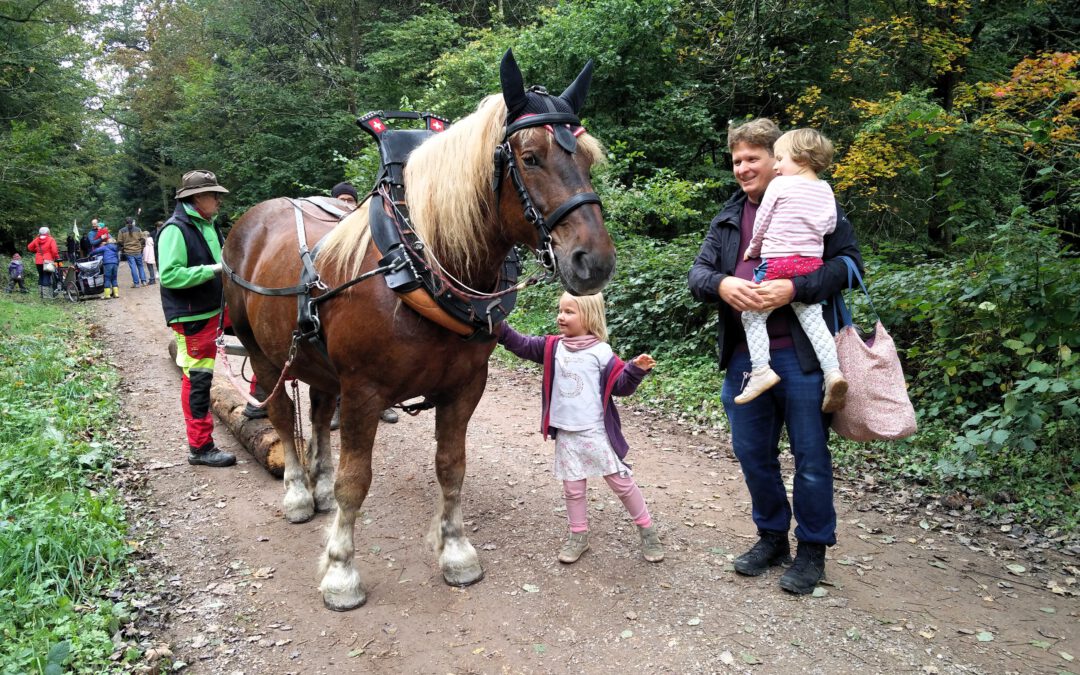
[318,94,604,280]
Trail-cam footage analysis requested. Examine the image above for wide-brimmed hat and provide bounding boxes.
[175,170,230,200]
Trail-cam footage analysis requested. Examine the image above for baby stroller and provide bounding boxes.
[62,257,107,302]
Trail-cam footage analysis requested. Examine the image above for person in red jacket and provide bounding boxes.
[27,227,60,299]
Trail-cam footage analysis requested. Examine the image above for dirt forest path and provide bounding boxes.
[96,264,1077,675]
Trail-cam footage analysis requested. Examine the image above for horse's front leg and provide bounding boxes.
[308,387,337,513]
[319,389,380,611]
[430,370,487,587]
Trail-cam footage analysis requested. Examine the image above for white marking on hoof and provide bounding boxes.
[320,561,365,611]
[440,538,483,587]
[284,482,315,524]
[313,476,336,513]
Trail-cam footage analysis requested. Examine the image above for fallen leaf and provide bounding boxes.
[719,651,735,665]
[1005,563,1026,575]
[687,617,701,626]
[811,587,828,598]
[620,630,633,639]
[522,584,539,593]
[741,652,762,665]
[976,631,994,642]
[1061,651,1075,662]
[1031,640,1051,650]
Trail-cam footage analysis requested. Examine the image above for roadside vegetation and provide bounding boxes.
[0,294,135,673]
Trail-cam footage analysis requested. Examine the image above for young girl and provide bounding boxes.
[143,234,157,285]
[498,292,663,564]
[737,128,849,413]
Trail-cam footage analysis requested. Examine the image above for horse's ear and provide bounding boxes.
[560,59,594,114]
[500,49,528,119]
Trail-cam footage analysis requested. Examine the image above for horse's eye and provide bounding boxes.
[521,153,540,167]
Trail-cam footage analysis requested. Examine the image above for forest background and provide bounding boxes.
[1,0,1077,533]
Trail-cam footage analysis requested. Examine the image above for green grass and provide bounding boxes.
[0,294,134,674]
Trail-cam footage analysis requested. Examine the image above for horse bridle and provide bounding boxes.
[492,98,602,274]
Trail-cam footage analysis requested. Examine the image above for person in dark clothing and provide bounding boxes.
[687,118,864,595]
[158,169,236,468]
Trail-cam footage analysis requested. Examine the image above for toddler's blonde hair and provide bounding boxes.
[561,292,608,342]
[775,128,835,173]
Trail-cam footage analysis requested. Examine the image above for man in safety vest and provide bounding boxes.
[157,169,236,468]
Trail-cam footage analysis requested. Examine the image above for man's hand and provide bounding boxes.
[631,353,656,371]
[719,276,765,312]
[755,279,795,311]
[207,263,223,275]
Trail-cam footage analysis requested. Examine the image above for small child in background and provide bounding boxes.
[91,234,121,299]
[738,128,848,413]
[7,253,27,293]
[498,292,664,565]
[143,234,157,285]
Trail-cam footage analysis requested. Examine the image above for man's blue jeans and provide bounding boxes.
[126,254,147,285]
[721,347,836,545]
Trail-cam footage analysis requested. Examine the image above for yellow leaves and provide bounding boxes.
[786,86,830,127]
[976,51,1079,153]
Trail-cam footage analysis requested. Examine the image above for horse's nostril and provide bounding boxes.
[571,249,590,276]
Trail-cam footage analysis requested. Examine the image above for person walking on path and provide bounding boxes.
[157,169,236,468]
[27,227,59,300]
[91,234,122,298]
[497,292,664,565]
[688,118,863,595]
[118,216,149,287]
[7,253,28,293]
[143,231,157,285]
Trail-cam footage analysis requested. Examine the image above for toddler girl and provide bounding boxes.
[143,234,157,284]
[738,128,848,412]
[498,292,663,564]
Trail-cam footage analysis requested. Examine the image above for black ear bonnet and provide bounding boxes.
[499,49,593,153]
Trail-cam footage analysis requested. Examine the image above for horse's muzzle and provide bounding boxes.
[562,248,616,296]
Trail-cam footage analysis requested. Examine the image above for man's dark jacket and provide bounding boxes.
[687,190,863,373]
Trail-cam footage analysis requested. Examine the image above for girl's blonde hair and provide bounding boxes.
[561,292,608,342]
[775,128,835,173]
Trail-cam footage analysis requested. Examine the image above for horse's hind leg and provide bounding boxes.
[249,354,314,523]
[308,387,337,512]
[429,371,486,587]
[320,389,379,610]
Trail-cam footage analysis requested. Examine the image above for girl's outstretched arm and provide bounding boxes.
[496,323,547,364]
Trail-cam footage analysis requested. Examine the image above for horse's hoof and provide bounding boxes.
[284,488,315,523]
[314,495,336,513]
[323,592,367,611]
[443,567,484,588]
[320,567,366,611]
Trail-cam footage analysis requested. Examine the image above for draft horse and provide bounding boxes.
[222,50,615,610]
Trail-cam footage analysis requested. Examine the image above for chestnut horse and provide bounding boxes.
[222,51,615,610]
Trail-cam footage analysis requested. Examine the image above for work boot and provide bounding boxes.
[243,402,268,420]
[380,408,399,423]
[733,530,791,576]
[638,525,665,562]
[821,369,849,413]
[112,286,120,298]
[779,542,827,595]
[103,287,111,299]
[734,367,780,405]
[557,531,590,564]
[187,442,236,467]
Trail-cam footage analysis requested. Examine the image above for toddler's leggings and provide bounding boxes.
[564,473,652,533]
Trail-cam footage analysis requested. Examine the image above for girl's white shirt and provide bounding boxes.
[549,341,613,431]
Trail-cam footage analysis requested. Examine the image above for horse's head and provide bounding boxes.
[496,49,615,296]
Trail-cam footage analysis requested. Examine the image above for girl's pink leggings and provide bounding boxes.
[564,473,652,533]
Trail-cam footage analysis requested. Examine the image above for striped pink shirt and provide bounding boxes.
[746,175,837,259]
